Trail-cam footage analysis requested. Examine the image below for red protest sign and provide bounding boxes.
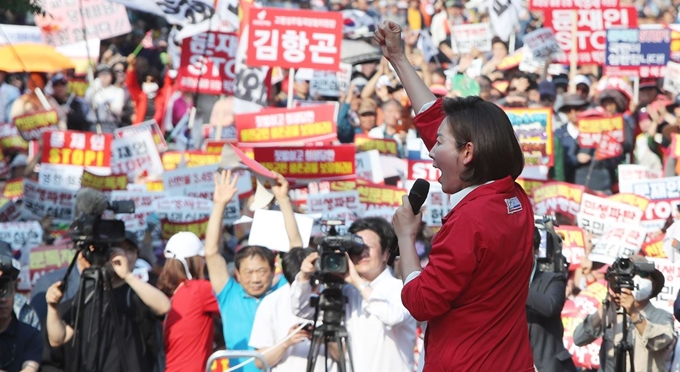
[177,32,238,95]
[246,7,343,70]
[595,131,623,160]
[235,104,337,146]
[253,145,355,181]
[354,135,399,157]
[13,109,59,141]
[577,115,624,148]
[0,123,28,152]
[29,243,74,287]
[544,7,638,64]
[530,0,619,10]
[555,226,586,270]
[41,130,113,168]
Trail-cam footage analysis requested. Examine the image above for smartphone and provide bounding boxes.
[302,323,314,333]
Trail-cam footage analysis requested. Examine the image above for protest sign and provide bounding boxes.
[0,123,28,152]
[310,63,352,98]
[530,0,619,9]
[42,130,113,170]
[506,108,554,167]
[0,198,20,222]
[80,171,128,191]
[648,259,680,316]
[608,193,650,212]
[247,7,343,70]
[522,28,561,59]
[236,104,338,146]
[544,7,638,64]
[153,196,214,222]
[640,198,680,231]
[0,24,42,45]
[13,109,59,141]
[605,28,671,78]
[357,184,406,207]
[561,281,608,370]
[577,115,624,148]
[452,23,492,53]
[555,226,587,270]
[594,131,624,160]
[577,193,643,235]
[161,151,221,170]
[425,191,452,227]
[248,209,314,252]
[34,0,131,47]
[3,178,23,201]
[110,190,168,232]
[111,131,164,177]
[517,178,548,198]
[307,191,361,214]
[161,218,209,241]
[0,150,10,179]
[618,164,662,191]
[622,176,680,200]
[533,182,587,221]
[163,164,253,197]
[641,237,666,259]
[254,145,355,181]
[177,32,238,95]
[355,150,384,185]
[28,243,73,289]
[22,179,77,222]
[38,164,83,191]
[2,221,43,291]
[663,61,680,95]
[354,135,399,157]
[114,120,168,153]
[588,224,646,264]
[204,140,230,155]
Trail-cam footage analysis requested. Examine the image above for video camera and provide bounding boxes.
[69,199,135,267]
[0,251,19,298]
[606,257,655,293]
[534,215,567,274]
[314,220,366,284]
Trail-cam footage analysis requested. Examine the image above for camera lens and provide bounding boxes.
[324,253,343,272]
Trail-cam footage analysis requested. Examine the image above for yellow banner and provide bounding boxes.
[642,237,666,258]
[578,116,623,134]
[14,110,58,132]
[516,178,546,197]
[241,122,333,142]
[330,181,358,191]
[0,136,28,151]
[608,193,650,212]
[162,152,221,170]
[555,227,586,248]
[161,218,208,240]
[146,180,164,192]
[260,161,353,177]
[3,178,23,199]
[30,246,74,271]
[80,172,128,191]
[533,183,583,204]
[357,185,406,206]
[354,136,399,157]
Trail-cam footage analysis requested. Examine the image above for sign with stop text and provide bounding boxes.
[114,120,168,153]
[247,7,343,70]
[42,130,113,171]
[177,31,237,95]
[254,145,355,181]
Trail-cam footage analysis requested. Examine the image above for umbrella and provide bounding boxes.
[342,40,382,65]
[0,43,75,73]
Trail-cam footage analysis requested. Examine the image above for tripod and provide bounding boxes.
[613,306,635,372]
[306,286,355,372]
[61,247,129,372]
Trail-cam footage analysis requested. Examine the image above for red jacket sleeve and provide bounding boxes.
[126,68,142,99]
[413,97,445,151]
[401,215,480,321]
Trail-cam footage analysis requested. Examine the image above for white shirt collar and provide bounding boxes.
[449,180,494,210]
[566,121,579,139]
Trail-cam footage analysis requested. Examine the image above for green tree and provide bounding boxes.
[1,0,45,16]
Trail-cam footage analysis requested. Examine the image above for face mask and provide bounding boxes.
[142,82,159,98]
[633,276,653,302]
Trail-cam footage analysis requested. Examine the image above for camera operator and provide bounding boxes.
[44,242,171,372]
[291,217,417,372]
[527,227,576,372]
[573,256,675,372]
[0,246,42,372]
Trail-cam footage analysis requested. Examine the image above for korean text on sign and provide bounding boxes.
[177,32,238,95]
[42,130,113,169]
[529,0,619,10]
[254,145,356,181]
[246,7,343,70]
[13,109,59,141]
[605,28,671,78]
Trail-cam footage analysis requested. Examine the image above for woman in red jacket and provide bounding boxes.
[376,21,536,372]
[126,54,174,125]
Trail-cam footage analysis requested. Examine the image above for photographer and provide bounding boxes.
[290,217,417,372]
[527,227,576,372]
[44,242,171,372]
[0,246,41,372]
[573,257,675,372]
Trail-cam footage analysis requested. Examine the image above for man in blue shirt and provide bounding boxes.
[206,170,301,372]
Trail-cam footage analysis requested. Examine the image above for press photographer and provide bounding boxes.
[291,217,416,372]
[44,188,171,372]
[573,256,675,372]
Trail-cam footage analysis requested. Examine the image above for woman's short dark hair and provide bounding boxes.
[235,245,275,271]
[442,96,524,185]
[349,217,396,253]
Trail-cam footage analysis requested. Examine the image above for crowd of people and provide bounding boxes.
[2,0,680,372]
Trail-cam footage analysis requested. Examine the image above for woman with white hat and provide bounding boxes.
[157,231,219,372]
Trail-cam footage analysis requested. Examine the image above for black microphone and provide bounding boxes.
[388,179,430,266]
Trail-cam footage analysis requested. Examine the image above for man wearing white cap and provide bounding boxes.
[158,231,219,372]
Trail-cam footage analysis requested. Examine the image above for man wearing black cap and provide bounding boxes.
[51,74,90,132]
[0,244,42,372]
[554,93,589,183]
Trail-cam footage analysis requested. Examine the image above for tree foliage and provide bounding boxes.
[1,0,45,16]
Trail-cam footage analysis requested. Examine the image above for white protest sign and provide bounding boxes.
[425,191,452,227]
[618,164,662,191]
[163,164,253,196]
[649,258,680,316]
[0,24,42,45]
[184,188,241,223]
[664,61,680,96]
[248,209,314,252]
[589,224,647,264]
[109,191,168,231]
[355,150,384,185]
[0,221,43,291]
[622,176,680,200]
[0,198,21,222]
[307,191,361,214]
[38,164,83,191]
[522,28,561,60]
[452,23,492,53]
[577,193,643,236]
[362,206,397,222]
[319,207,357,235]
[111,131,164,177]
[114,120,168,153]
[22,179,77,222]
[153,196,214,222]
[310,63,353,98]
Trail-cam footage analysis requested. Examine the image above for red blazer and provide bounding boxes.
[402,99,535,372]
[126,68,173,125]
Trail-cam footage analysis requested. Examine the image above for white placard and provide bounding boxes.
[162,164,253,196]
[577,193,643,236]
[664,61,680,96]
[0,24,42,45]
[425,191,452,227]
[38,164,83,191]
[248,209,314,252]
[310,63,353,98]
[22,179,77,222]
[522,28,561,60]
[452,23,492,53]
[589,223,647,264]
[355,150,384,185]
[307,191,361,214]
[618,164,662,193]
[111,131,164,177]
[623,176,680,200]
[0,221,43,291]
